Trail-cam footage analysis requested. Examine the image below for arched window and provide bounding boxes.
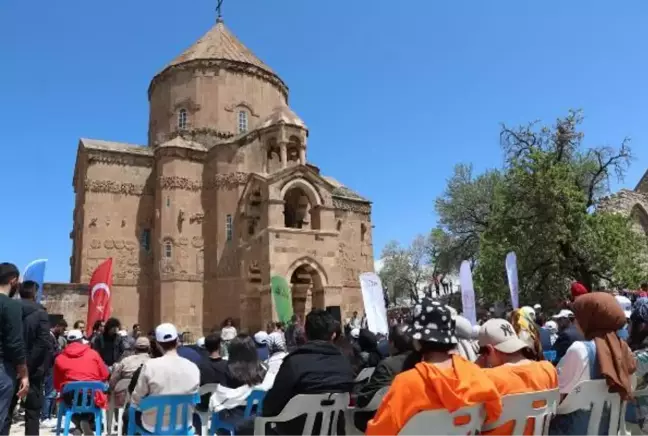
[178,109,187,130]
[238,110,248,134]
[164,241,173,258]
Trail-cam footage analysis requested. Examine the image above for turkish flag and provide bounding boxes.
[86,258,113,337]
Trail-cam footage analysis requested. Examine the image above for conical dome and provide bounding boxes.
[161,20,276,76]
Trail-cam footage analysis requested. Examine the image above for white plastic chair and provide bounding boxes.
[354,367,375,383]
[197,383,220,435]
[344,386,389,435]
[253,393,350,435]
[482,389,559,435]
[398,404,484,435]
[624,385,648,435]
[556,379,626,436]
[106,378,131,435]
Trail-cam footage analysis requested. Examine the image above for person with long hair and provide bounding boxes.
[220,318,237,358]
[92,317,126,368]
[550,292,637,435]
[209,334,267,434]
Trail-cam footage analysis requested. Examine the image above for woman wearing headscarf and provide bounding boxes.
[509,308,543,360]
[550,292,637,435]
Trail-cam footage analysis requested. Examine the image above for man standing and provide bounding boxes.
[0,263,28,435]
[1,281,51,435]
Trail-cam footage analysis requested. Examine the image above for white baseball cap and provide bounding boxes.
[478,319,530,354]
[350,328,360,339]
[552,309,574,319]
[533,304,542,310]
[615,295,632,319]
[254,331,269,345]
[196,337,206,348]
[155,323,178,343]
[66,330,84,342]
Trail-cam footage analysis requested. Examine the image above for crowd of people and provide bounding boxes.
[2,258,648,435]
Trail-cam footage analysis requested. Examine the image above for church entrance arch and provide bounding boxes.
[287,258,327,319]
[631,203,648,235]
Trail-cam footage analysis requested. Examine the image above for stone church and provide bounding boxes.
[69,18,373,335]
[600,172,648,235]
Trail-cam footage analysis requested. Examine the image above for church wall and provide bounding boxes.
[78,159,155,330]
[156,156,205,335]
[210,183,246,328]
[334,206,373,320]
[149,67,286,147]
[149,70,199,146]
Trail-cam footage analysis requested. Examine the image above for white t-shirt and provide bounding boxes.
[557,341,591,394]
[131,352,200,431]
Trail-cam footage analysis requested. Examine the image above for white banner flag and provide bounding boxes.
[359,272,389,335]
[505,251,519,309]
[459,261,477,325]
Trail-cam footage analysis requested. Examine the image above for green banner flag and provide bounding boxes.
[271,275,293,324]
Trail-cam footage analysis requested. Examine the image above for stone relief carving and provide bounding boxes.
[191,237,204,248]
[224,101,260,117]
[85,179,153,196]
[333,198,371,214]
[89,218,97,227]
[158,176,202,191]
[155,147,205,162]
[196,250,204,275]
[87,152,153,168]
[177,248,189,274]
[190,213,204,224]
[206,172,249,191]
[91,239,101,249]
[178,237,189,246]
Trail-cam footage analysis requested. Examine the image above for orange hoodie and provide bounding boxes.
[366,354,502,435]
[481,361,558,435]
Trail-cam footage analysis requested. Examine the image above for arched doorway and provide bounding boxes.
[282,180,321,230]
[290,263,325,319]
[631,203,648,235]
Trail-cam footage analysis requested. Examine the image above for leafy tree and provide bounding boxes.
[379,236,432,305]
[433,164,502,271]
[437,110,648,307]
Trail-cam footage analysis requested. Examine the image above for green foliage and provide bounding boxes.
[435,110,646,308]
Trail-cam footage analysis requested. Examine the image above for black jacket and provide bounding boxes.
[92,333,125,367]
[553,324,584,364]
[197,357,228,410]
[261,341,354,435]
[20,300,50,378]
[0,294,26,368]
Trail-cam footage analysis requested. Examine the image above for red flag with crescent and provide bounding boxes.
[86,258,113,337]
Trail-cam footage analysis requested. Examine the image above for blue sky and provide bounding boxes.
[2,1,647,282]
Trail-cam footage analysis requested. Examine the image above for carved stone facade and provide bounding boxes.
[599,176,648,237]
[64,18,373,335]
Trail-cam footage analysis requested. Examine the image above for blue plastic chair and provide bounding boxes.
[544,350,557,362]
[128,393,199,435]
[56,381,106,436]
[209,389,266,435]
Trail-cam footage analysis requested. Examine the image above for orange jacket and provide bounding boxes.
[482,361,558,435]
[366,355,502,435]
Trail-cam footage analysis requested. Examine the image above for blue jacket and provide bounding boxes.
[553,325,584,364]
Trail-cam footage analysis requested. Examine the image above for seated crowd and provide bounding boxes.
[41,288,648,435]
